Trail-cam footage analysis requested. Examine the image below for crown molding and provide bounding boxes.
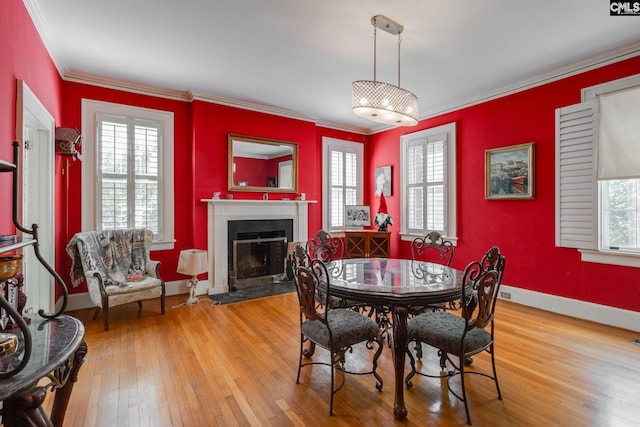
[416,42,640,123]
[22,0,640,136]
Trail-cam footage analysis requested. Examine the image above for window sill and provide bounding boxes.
[579,249,640,268]
[152,239,176,251]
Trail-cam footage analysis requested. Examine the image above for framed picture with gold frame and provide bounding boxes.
[485,142,535,200]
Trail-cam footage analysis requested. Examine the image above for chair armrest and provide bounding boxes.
[146,260,162,279]
[88,270,109,298]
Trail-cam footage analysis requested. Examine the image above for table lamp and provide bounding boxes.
[177,249,208,305]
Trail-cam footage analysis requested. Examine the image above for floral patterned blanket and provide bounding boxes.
[66,229,150,287]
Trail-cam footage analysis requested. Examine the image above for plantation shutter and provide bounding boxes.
[328,147,358,230]
[407,141,425,232]
[406,133,447,234]
[426,134,446,232]
[97,114,161,237]
[555,100,598,249]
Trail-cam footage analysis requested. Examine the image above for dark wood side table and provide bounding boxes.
[0,315,86,427]
[335,230,391,258]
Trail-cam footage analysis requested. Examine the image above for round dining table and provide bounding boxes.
[326,257,467,420]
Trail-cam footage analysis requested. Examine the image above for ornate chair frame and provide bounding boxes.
[294,259,383,415]
[404,246,505,425]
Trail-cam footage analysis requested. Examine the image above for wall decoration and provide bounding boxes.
[375,165,392,196]
[485,142,535,200]
[345,205,371,227]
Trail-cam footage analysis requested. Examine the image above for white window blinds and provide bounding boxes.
[323,138,363,231]
[97,114,161,236]
[406,135,446,233]
[598,85,640,180]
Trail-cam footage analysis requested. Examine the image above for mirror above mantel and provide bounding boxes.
[228,134,298,193]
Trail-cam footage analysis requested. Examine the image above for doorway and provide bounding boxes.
[15,80,55,314]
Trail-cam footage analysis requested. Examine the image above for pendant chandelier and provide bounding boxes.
[352,15,419,127]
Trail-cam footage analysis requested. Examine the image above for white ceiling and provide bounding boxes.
[25,0,640,134]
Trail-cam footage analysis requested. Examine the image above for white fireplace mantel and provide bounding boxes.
[201,199,316,294]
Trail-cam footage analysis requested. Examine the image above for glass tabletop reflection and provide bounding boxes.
[326,257,465,305]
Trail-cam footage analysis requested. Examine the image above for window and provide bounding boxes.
[322,138,363,232]
[400,123,457,242]
[82,100,175,250]
[555,74,640,267]
[602,179,640,252]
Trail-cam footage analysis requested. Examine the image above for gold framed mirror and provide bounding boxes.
[228,134,298,193]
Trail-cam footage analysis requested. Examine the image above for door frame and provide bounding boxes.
[15,79,55,314]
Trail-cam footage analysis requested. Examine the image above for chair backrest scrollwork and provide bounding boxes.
[294,259,331,323]
[411,231,454,266]
[306,230,344,263]
[461,246,506,332]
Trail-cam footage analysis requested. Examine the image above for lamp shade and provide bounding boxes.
[177,249,208,276]
[352,80,419,126]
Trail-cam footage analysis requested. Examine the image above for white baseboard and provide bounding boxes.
[61,281,639,332]
[498,284,640,333]
[64,279,210,312]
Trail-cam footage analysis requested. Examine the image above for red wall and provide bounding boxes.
[233,154,292,187]
[58,83,193,291]
[368,57,640,312]
[3,0,640,313]
[0,0,62,232]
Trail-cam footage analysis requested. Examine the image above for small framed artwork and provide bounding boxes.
[375,165,392,196]
[485,142,535,200]
[345,205,371,227]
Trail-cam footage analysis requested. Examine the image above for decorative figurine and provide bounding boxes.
[374,193,393,231]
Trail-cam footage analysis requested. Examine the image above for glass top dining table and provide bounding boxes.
[326,257,468,420]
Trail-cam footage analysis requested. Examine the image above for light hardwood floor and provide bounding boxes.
[50,292,640,426]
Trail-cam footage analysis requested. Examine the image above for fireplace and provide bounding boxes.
[228,219,293,290]
[201,199,313,294]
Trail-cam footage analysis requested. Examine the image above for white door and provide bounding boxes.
[278,160,293,188]
[16,81,55,315]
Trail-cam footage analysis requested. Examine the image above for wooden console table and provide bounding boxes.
[335,230,391,258]
[0,315,86,427]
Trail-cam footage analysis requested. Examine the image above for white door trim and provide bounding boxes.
[15,80,55,314]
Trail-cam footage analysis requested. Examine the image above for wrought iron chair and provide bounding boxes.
[306,230,359,309]
[410,230,454,266]
[306,230,344,264]
[294,259,384,415]
[404,246,505,425]
[409,231,456,353]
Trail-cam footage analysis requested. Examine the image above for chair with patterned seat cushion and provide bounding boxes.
[409,231,456,354]
[294,259,383,415]
[66,229,165,331]
[404,246,505,425]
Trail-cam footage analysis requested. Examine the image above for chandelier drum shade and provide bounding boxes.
[352,15,419,126]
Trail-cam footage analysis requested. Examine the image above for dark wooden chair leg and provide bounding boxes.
[103,305,109,331]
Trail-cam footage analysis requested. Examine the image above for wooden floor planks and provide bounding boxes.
[44,293,640,426]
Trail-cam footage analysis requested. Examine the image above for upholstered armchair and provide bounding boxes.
[66,229,165,330]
